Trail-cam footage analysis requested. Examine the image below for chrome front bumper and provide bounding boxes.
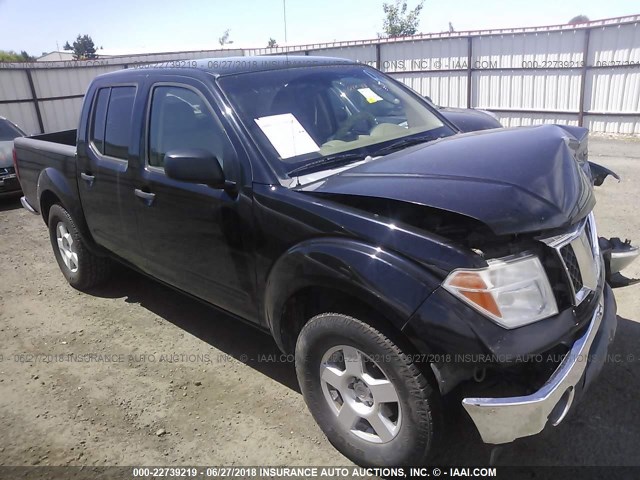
[462,287,615,445]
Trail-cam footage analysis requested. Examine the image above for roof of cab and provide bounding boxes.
[97,55,357,81]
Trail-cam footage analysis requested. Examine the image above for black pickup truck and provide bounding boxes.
[14,56,638,466]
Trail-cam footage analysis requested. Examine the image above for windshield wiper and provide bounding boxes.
[288,134,437,177]
[288,152,369,176]
[371,135,436,157]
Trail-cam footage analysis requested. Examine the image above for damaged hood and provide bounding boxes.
[299,124,595,235]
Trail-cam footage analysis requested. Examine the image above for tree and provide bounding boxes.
[380,0,425,38]
[19,51,34,61]
[63,34,97,60]
[568,15,590,24]
[267,38,278,48]
[0,50,35,62]
[218,29,233,48]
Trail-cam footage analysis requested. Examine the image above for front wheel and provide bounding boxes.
[48,204,112,290]
[295,313,442,466]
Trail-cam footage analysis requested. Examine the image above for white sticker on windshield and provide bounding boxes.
[357,87,383,104]
[255,113,319,159]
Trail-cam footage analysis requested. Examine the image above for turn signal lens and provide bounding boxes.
[447,272,501,317]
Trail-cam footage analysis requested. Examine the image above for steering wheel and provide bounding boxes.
[331,112,377,141]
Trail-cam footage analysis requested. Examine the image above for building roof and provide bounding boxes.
[37,51,75,62]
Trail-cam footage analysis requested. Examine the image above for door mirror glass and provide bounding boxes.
[164,148,225,187]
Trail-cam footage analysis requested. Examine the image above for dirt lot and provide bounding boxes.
[1,136,639,470]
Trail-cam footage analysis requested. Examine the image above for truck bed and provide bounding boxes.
[27,129,77,146]
[14,129,79,216]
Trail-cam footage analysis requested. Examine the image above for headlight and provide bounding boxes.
[442,254,558,329]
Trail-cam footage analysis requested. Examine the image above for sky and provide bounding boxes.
[1,0,639,56]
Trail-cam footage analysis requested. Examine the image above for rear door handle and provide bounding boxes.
[80,172,95,187]
[134,188,156,206]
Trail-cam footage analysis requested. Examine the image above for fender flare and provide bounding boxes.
[37,167,96,248]
[37,167,77,216]
[264,237,441,352]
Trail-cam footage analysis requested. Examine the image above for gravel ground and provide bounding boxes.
[0,136,639,471]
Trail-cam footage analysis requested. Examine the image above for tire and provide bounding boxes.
[295,313,442,466]
[48,204,111,290]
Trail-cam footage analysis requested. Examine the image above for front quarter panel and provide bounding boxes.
[253,184,485,353]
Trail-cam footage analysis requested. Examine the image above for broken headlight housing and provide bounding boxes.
[443,254,558,329]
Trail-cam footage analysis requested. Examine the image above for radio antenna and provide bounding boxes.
[283,0,288,56]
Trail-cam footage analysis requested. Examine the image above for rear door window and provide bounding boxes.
[104,86,136,160]
[89,88,109,154]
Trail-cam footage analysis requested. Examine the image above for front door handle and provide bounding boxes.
[134,188,156,206]
[80,172,95,187]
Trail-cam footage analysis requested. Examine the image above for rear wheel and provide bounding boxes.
[48,204,111,290]
[295,312,442,466]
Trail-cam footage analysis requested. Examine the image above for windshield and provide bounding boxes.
[217,64,455,175]
[0,119,26,141]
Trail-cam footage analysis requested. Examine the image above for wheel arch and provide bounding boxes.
[264,237,440,354]
[39,189,62,225]
[37,168,96,246]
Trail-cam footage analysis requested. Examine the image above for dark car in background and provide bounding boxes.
[0,116,26,197]
[423,96,503,132]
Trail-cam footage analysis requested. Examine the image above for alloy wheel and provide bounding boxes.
[56,221,79,273]
[320,345,402,444]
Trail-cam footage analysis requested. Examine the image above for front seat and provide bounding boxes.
[269,85,335,145]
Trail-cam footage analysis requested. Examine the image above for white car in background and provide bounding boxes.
[0,116,26,197]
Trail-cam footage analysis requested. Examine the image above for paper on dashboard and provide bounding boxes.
[357,87,383,104]
[255,113,319,159]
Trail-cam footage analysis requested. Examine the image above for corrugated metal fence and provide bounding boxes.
[1,15,639,134]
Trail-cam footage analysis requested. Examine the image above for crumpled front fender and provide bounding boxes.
[264,237,440,352]
[600,237,639,287]
[589,161,620,186]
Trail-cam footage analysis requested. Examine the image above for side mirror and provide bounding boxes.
[163,148,225,187]
[424,95,433,103]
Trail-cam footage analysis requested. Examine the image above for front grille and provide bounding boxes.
[560,245,584,292]
[584,217,594,244]
[0,166,15,177]
[541,213,600,306]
